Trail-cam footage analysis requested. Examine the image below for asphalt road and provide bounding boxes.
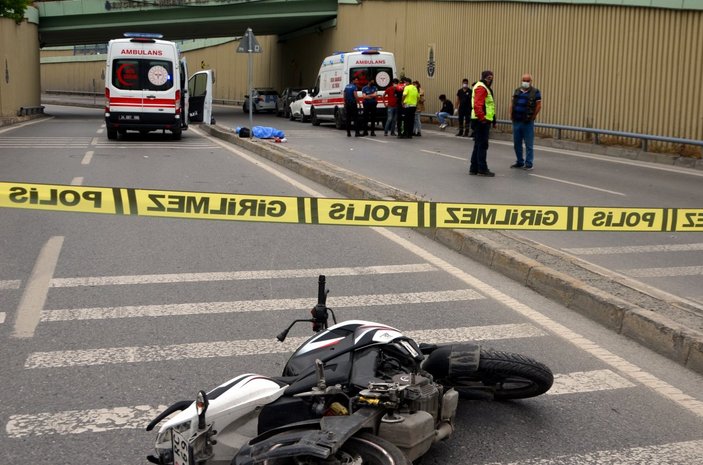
[213,105,703,310]
[0,105,702,464]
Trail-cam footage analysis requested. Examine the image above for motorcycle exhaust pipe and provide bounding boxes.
[434,421,453,443]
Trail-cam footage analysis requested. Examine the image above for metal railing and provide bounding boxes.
[421,112,703,152]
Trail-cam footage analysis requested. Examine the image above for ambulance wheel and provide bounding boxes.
[172,129,182,140]
[107,128,117,140]
[311,107,320,126]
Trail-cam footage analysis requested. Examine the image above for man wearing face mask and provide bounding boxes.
[469,70,496,177]
[509,73,542,170]
[455,78,472,137]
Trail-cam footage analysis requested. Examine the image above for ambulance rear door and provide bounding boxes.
[188,69,214,124]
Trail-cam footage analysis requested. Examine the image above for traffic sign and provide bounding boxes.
[237,28,262,54]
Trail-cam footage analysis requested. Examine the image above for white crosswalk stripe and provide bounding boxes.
[620,265,703,278]
[40,289,483,322]
[482,440,703,465]
[24,324,546,369]
[48,263,437,287]
[4,367,638,439]
[0,280,21,290]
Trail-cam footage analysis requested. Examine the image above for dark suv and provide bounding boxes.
[277,87,306,117]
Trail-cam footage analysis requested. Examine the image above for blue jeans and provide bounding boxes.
[436,112,451,125]
[384,107,397,134]
[513,120,535,166]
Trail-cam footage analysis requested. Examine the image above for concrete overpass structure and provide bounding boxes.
[34,0,339,46]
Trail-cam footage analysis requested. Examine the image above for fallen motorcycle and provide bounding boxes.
[147,275,553,465]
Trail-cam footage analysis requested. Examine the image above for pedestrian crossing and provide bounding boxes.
[2,261,701,463]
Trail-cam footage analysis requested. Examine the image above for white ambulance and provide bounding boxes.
[308,47,396,128]
[104,33,213,140]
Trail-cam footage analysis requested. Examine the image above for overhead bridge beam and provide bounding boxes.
[36,0,338,46]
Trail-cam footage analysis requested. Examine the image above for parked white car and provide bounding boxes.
[288,90,312,122]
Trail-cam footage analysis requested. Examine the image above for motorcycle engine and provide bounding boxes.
[392,373,440,419]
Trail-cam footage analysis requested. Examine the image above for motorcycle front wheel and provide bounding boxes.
[257,432,410,465]
[452,349,554,400]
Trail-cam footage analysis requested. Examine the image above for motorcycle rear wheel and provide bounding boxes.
[258,432,410,465]
[451,350,553,400]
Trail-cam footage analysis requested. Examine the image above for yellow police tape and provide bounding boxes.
[1,181,701,232]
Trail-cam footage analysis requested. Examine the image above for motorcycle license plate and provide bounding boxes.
[172,429,193,465]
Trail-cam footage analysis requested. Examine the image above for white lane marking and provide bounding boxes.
[12,236,64,339]
[564,243,703,255]
[81,150,94,165]
[96,128,104,134]
[5,368,635,438]
[547,369,635,395]
[420,149,465,161]
[359,137,388,144]
[41,289,483,322]
[0,312,5,324]
[92,144,216,150]
[70,177,83,186]
[483,439,703,465]
[49,263,436,287]
[373,226,703,418]
[24,324,545,368]
[197,127,703,418]
[0,280,21,290]
[622,266,703,278]
[528,174,625,196]
[90,137,98,145]
[6,404,168,438]
[0,117,54,134]
[491,139,703,178]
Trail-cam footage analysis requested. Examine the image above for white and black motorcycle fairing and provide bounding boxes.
[147,276,553,465]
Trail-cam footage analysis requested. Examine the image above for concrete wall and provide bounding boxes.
[0,9,41,118]
[279,1,702,149]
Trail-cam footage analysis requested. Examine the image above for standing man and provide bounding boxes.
[401,78,419,139]
[509,73,542,170]
[361,79,379,136]
[344,76,360,137]
[383,78,399,136]
[395,78,407,137]
[469,70,496,177]
[413,81,425,136]
[455,78,472,137]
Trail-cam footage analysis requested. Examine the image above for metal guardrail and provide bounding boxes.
[421,113,702,152]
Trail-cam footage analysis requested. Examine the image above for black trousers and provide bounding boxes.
[363,103,377,133]
[470,120,490,173]
[345,104,359,134]
[396,105,405,135]
[402,106,416,137]
[458,107,471,129]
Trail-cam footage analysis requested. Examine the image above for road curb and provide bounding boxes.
[206,124,703,374]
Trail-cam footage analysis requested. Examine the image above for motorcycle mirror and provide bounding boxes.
[196,390,209,430]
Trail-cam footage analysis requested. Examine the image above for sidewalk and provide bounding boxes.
[35,95,703,375]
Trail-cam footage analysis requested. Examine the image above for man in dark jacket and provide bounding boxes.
[344,77,360,137]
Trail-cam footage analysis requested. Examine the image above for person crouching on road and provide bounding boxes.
[469,70,496,177]
[436,94,454,130]
[361,79,379,136]
[509,73,542,170]
[401,78,419,139]
[344,77,361,137]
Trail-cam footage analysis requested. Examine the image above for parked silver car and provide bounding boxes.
[243,89,279,113]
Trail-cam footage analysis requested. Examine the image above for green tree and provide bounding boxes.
[0,0,32,23]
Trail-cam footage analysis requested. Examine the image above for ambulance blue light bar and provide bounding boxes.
[124,32,164,39]
[353,46,383,54]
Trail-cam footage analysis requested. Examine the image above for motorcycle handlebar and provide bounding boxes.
[317,275,327,307]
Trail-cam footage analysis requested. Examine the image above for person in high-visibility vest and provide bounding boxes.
[470,70,496,177]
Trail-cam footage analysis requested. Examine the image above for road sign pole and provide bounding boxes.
[236,27,262,138]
